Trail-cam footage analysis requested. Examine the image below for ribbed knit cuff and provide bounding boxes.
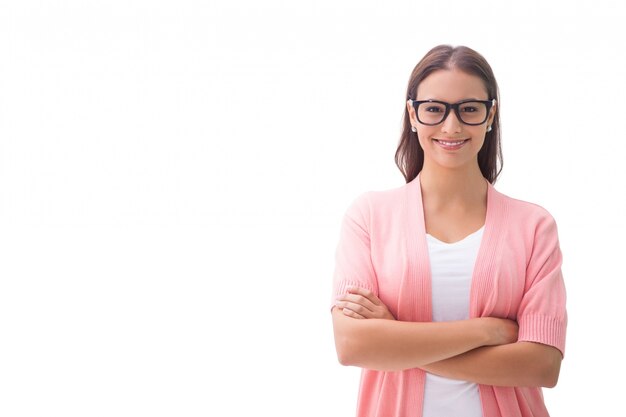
[518,314,567,358]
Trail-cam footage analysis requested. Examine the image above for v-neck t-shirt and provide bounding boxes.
[423,225,484,417]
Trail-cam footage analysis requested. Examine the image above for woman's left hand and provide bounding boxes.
[335,287,396,320]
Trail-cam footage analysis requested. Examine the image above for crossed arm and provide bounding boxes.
[331,287,562,388]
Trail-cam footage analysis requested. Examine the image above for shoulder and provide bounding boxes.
[494,187,560,235]
[344,182,408,219]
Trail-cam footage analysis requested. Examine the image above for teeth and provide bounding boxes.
[436,140,467,146]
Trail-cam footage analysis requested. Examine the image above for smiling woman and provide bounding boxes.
[330,45,567,417]
[407,68,495,178]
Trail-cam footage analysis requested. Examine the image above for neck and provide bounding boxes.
[418,161,487,207]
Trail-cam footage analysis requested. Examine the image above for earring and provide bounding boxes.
[487,125,492,132]
[411,126,417,133]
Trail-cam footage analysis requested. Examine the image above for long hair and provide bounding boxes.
[394,45,503,184]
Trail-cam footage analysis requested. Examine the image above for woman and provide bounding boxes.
[330,45,567,417]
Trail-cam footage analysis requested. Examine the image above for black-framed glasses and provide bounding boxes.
[408,98,496,126]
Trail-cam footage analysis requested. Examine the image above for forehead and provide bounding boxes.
[416,69,488,101]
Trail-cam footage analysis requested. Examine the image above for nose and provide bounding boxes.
[441,109,462,133]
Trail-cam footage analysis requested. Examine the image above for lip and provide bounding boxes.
[433,138,470,151]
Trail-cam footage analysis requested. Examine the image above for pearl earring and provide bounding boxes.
[487,125,492,132]
[411,126,417,133]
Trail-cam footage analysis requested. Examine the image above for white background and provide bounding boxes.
[1,1,624,416]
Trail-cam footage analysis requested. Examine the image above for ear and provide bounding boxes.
[406,100,418,126]
[486,100,497,127]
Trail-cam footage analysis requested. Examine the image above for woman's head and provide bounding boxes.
[395,45,503,183]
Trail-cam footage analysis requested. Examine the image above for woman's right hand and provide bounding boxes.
[334,287,396,321]
[481,317,519,346]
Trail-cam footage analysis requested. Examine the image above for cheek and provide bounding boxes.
[416,128,437,147]
[416,135,429,151]
[469,130,487,147]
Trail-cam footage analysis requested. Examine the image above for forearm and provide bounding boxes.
[420,341,562,387]
[332,307,492,371]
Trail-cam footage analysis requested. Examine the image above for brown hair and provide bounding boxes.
[394,45,503,184]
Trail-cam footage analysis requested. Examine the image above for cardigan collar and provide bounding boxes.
[401,172,509,322]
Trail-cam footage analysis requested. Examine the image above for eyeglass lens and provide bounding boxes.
[418,101,488,125]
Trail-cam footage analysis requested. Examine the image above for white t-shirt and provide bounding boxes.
[422,225,485,417]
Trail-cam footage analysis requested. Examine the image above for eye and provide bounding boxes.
[425,105,444,113]
[460,105,479,113]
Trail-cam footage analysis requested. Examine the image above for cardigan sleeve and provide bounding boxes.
[329,192,379,312]
[517,211,568,357]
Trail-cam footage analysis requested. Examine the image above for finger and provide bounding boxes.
[335,300,374,317]
[337,294,376,312]
[347,287,381,306]
[342,307,365,319]
[338,293,377,312]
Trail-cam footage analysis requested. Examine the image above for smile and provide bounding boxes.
[433,139,470,150]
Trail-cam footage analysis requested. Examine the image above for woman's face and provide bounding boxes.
[406,68,496,172]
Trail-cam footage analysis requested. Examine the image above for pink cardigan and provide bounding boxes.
[331,173,567,417]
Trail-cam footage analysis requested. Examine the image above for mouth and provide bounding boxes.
[433,138,470,150]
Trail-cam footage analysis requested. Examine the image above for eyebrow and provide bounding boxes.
[415,97,488,102]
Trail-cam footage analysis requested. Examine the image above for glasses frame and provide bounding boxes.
[408,98,496,126]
